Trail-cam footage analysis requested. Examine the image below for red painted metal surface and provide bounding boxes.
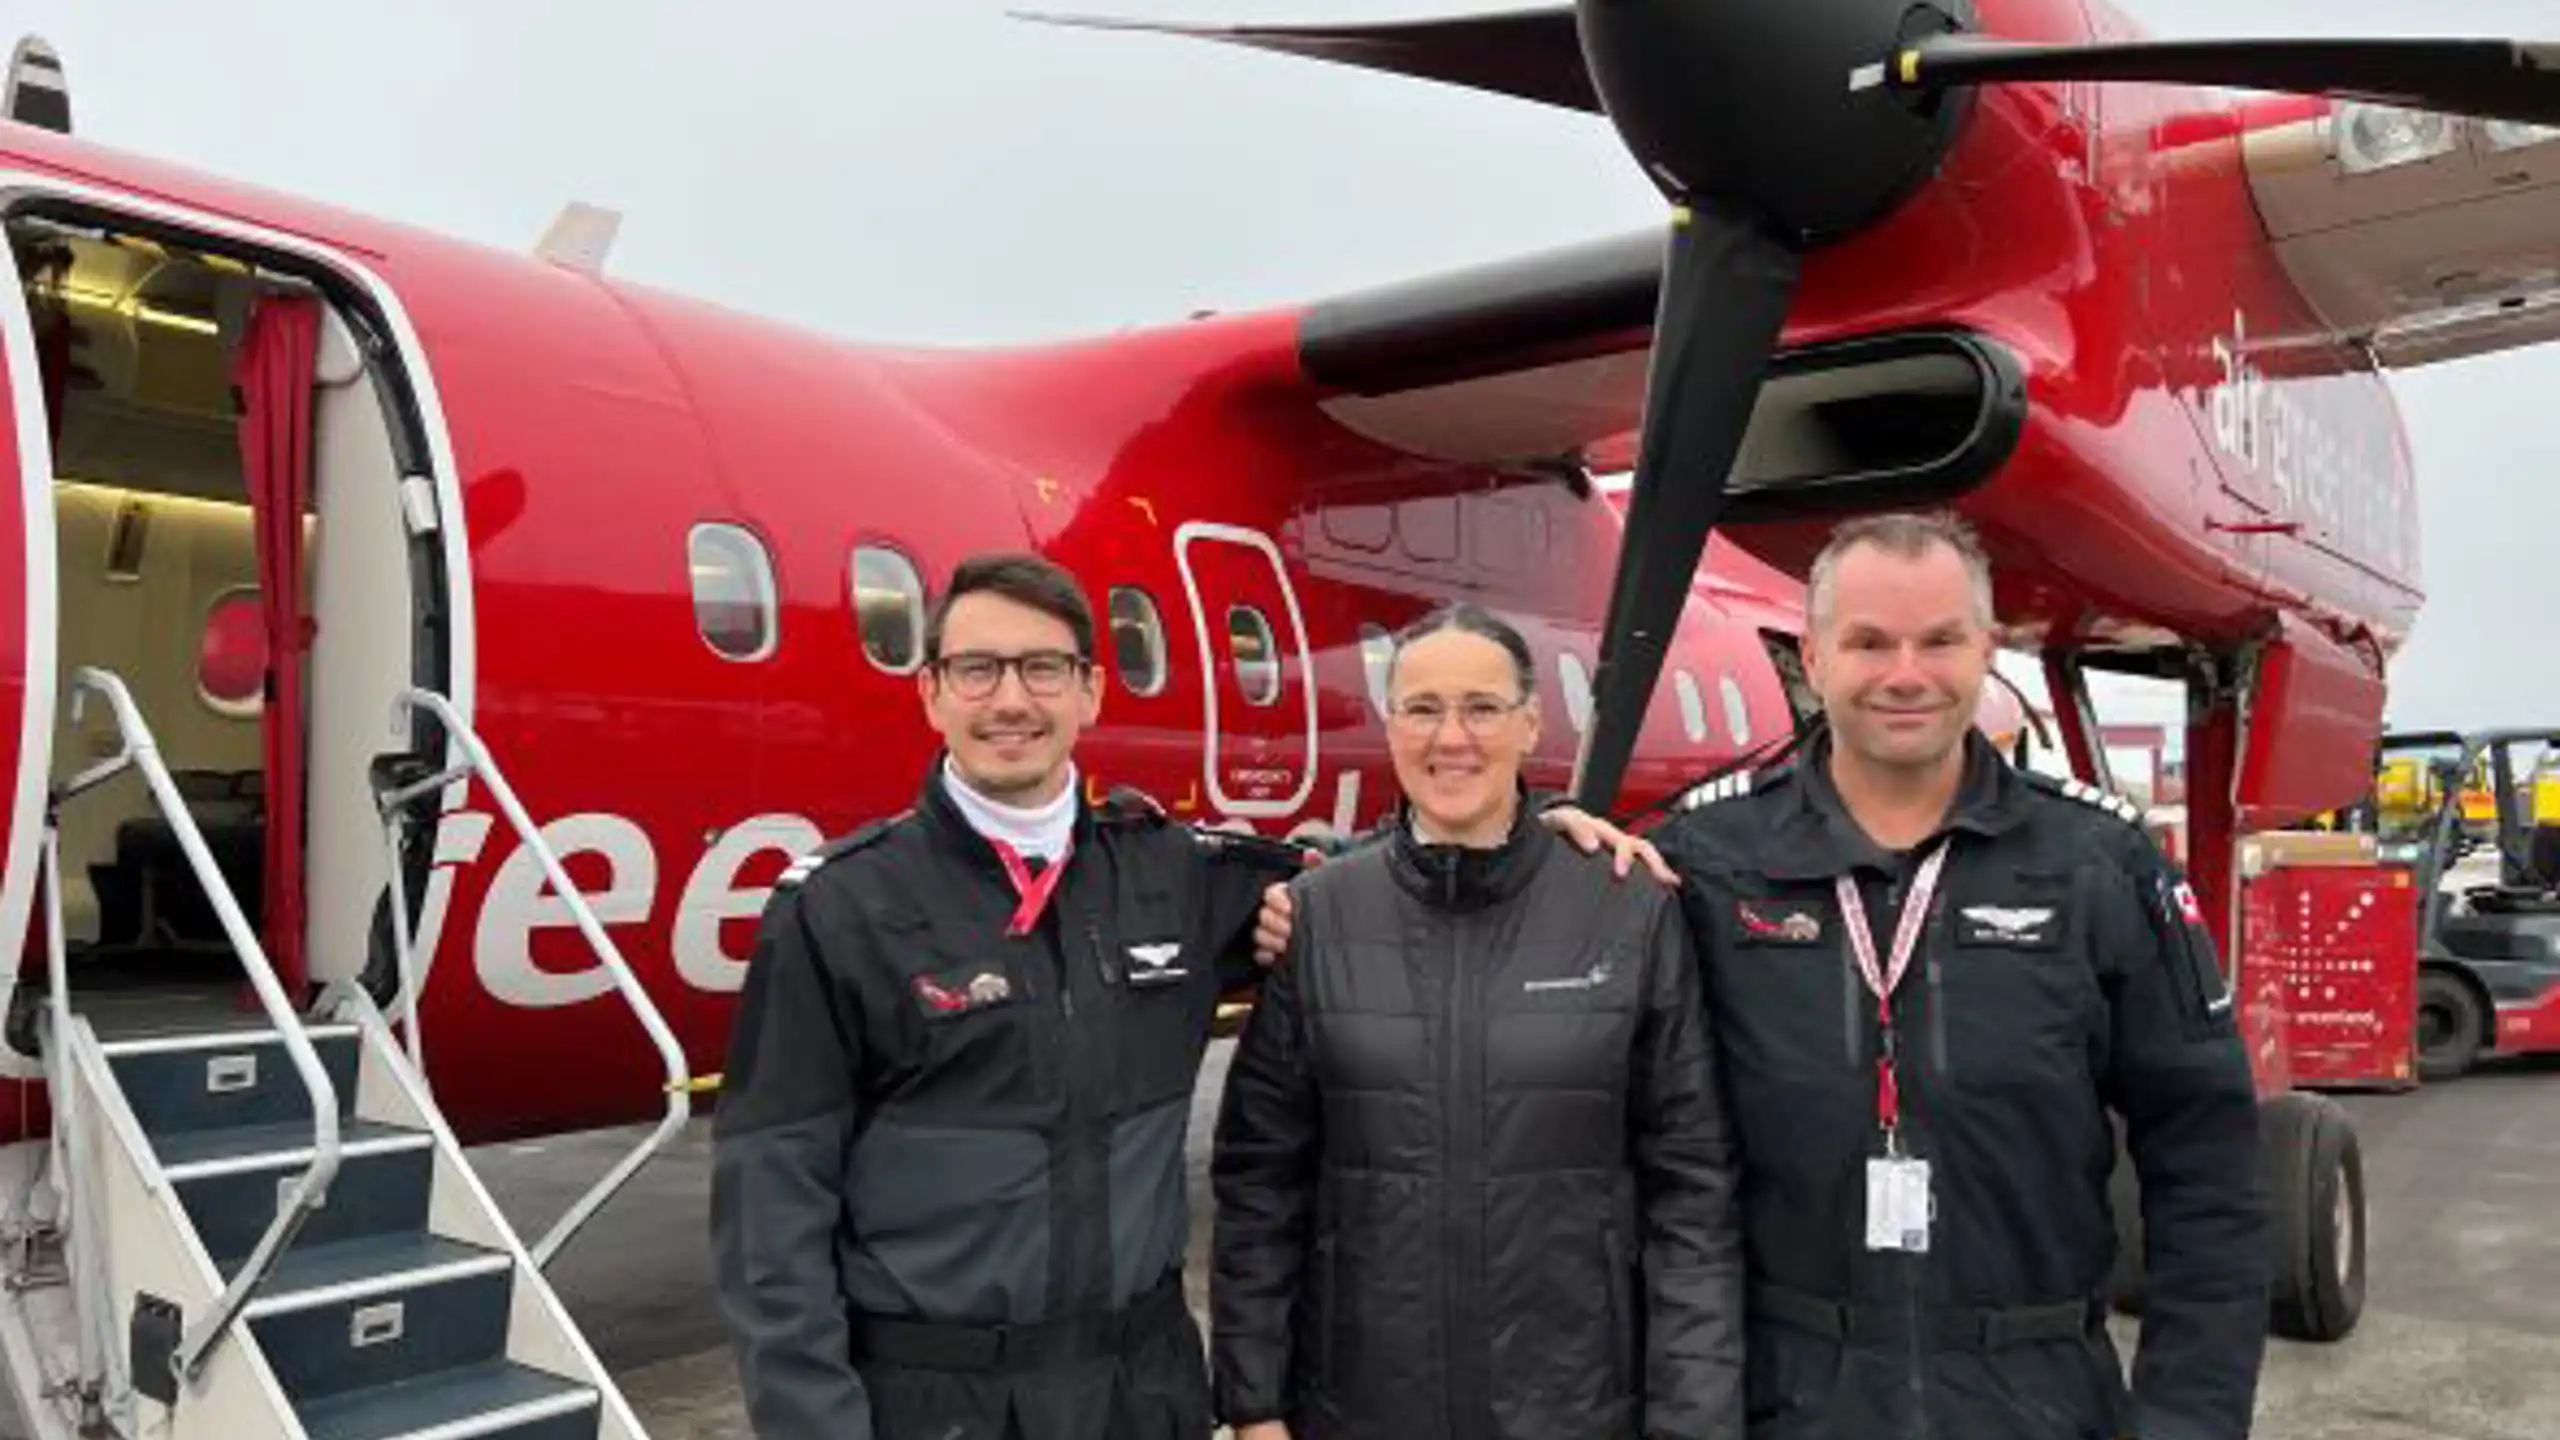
[0,0,2474,1144]
[2245,861,2420,1091]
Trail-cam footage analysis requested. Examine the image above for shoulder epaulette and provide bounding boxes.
[2024,771,2146,826]
[776,810,911,889]
[1093,785,1169,827]
[1673,757,1791,813]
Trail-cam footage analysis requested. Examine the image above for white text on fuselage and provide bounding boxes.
[2207,309,2416,579]
[425,773,1368,1010]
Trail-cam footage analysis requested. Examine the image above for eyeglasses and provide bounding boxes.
[932,650,1090,700]
[1388,696,1528,737]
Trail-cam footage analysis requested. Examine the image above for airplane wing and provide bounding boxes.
[2234,98,2560,368]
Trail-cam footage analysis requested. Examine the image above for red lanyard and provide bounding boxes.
[1834,840,1951,1151]
[988,840,1071,937]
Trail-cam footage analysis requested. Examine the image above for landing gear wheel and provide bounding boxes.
[2415,970,2484,1081]
[2264,1092,2365,1343]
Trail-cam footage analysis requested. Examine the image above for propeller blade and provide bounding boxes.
[1870,35,2560,129]
[1573,198,1801,815]
[1009,5,1598,113]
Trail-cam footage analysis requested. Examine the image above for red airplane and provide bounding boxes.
[0,0,2550,1426]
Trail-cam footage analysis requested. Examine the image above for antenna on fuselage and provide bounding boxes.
[5,36,68,135]
[535,201,621,276]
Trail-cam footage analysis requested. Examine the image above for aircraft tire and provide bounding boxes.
[2265,1091,2366,1344]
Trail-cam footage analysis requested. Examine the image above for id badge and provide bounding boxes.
[1864,1157,1932,1253]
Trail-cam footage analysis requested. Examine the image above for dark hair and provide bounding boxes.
[1808,509,1994,631]
[925,553,1096,661]
[1388,602,1537,701]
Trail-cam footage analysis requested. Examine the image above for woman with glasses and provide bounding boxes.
[1208,603,1745,1440]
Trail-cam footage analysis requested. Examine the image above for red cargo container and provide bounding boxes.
[2242,853,2420,1091]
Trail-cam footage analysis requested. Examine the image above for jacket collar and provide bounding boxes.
[914,753,1096,879]
[1386,783,1551,913]
[1760,728,2029,880]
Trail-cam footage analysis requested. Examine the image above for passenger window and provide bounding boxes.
[1359,623,1395,721]
[1674,669,1708,744]
[1720,672,1754,746]
[1228,605,1281,705]
[689,523,777,662]
[851,545,926,674]
[1558,651,1593,734]
[1110,586,1168,697]
[197,587,265,718]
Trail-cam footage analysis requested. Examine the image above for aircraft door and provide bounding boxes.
[0,237,53,985]
[1172,522,1316,821]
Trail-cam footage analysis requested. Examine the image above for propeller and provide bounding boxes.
[1025,3,2560,814]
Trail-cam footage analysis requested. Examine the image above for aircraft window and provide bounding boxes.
[1558,651,1593,734]
[852,545,926,674]
[1720,673,1753,747]
[1359,623,1395,721]
[1110,586,1168,697]
[1674,669,1707,744]
[1399,496,1458,562]
[1228,604,1281,706]
[1474,497,1533,572]
[689,522,777,663]
[197,586,266,718]
[1323,503,1393,554]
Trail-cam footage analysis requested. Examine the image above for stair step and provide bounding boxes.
[245,1234,511,1315]
[294,1360,599,1440]
[154,1119,427,1183]
[251,1247,514,1405]
[105,1025,362,1141]
[183,1138,433,1265]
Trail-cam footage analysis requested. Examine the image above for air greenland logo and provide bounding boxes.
[1736,901,1823,944]
[913,969,1012,1015]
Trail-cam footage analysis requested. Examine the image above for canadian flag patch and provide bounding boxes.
[2170,880,2204,925]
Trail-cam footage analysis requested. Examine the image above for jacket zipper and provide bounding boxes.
[1437,850,1475,1440]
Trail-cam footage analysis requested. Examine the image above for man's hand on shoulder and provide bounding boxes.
[1255,882,1295,966]
[1539,804,1678,885]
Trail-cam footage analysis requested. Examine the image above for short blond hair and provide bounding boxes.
[1806,511,1995,632]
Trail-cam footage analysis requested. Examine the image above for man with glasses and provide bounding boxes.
[711,552,1315,1440]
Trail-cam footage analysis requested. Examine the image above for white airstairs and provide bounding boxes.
[0,670,686,1439]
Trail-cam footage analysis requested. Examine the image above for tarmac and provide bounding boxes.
[14,1042,2560,1437]
[537,1041,2560,1440]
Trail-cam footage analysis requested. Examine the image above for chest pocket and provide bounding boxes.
[1710,880,1851,1083]
[1934,869,2095,1092]
[877,911,1056,1123]
[1102,882,1213,1116]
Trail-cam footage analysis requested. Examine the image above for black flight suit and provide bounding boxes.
[710,763,1310,1440]
[1651,729,2269,1440]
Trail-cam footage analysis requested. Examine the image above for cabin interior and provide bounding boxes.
[7,214,421,1039]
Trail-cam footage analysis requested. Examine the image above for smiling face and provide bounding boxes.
[1804,537,1995,776]
[1385,628,1541,844]
[917,590,1100,805]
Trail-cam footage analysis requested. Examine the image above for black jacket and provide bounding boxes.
[1653,732,2269,1440]
[1210,802,1745,1440]
[709,764,1307,1440]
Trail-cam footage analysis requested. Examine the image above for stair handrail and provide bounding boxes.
[58,667,341,1388]
[377,687,692,1268]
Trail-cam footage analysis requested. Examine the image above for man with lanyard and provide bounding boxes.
[711,552,1314,1440]
[1642,512,2268,1439]
[1255,510,2270,1438]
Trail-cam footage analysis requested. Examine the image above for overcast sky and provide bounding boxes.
[10,0,2553,748]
